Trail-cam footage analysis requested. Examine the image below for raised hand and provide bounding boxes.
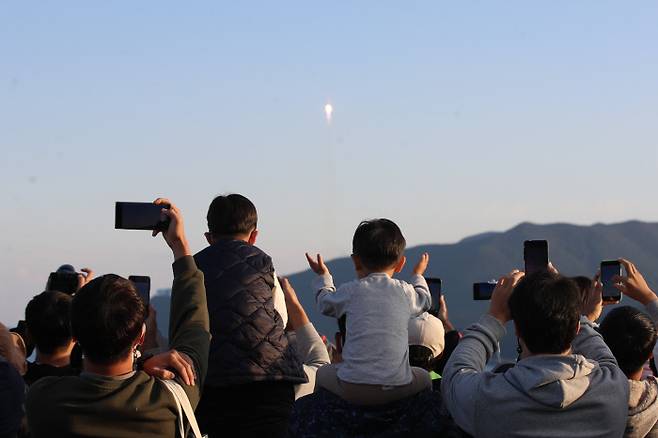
[413,252,430,276]
[151,198,190,260]
[77,268,95,290]
[489,270,525,324]
[582,274,603,322]
[615,259,657,305]
[306,253,329,275]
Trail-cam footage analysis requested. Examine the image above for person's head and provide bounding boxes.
[408,313,445,371]
[351,219,406,274]
[571,275,592,305]
[25,291,73,356]
[509,272,581,355]
[205,194,258,244]
[71,274,146,365]
[599,306,657,377]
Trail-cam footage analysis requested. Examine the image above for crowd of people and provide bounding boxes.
[1,193,658,437]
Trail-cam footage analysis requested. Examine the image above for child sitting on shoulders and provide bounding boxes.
[306,218,432,405]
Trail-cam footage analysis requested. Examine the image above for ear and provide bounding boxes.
[204,232,213,245]
[135,323,146,348]
[393,256,406,273]
[351,254,364,273]
[248,229,258,245]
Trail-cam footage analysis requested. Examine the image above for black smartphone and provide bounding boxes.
[600,260,622,303]
[338,315,347,348]
[129,275,151,307]
[115,202,170,231]
[46,272,79,295]
[473,282,497,300]
[524,240,549,275]
[425,277,442,316]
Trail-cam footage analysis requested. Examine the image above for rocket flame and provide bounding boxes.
[324,103,333,124]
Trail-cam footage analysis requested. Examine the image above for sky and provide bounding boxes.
[1,1,658,324]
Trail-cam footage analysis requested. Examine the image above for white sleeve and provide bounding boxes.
[272,273,288,327]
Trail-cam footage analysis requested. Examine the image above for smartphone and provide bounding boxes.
[600,260,622,303]
[46,272,79,295]
[129,275,151,307]
[338,315,347,348]
[473,282,497,300]
[425,277,442,316]
[524,240,549,275]
[115,202,170,231]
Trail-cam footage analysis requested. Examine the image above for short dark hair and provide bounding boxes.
[600,306,657,376]
[509,272,581,354]
[571,276,592,304]
[71,275,146,365]
[25,291,72,354]
[352,219,406,271]
[409,345,434,370]
[207,194,258,238]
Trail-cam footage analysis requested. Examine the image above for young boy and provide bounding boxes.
[194,194,306,437]
[306,218,432,405]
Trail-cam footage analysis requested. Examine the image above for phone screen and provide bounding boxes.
[473,282,497,300]
[601,261,622,302]
[47,272,79,295]
[524,240,549,275]
[425,277,442,316]
[129,275,151,307]
[115,202,170,231]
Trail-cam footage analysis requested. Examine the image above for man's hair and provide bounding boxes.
[509,272,581,354]
[207,194,258,238]
[352,219,406,271]
[409,345,434,370]
[71,275,146,365]
[600,306,657,376]
[571,276,592,304]
[25,291,72,354]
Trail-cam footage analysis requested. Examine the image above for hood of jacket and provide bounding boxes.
[503,353,597,409]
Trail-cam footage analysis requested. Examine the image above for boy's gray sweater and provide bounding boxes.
[442,314,629,438]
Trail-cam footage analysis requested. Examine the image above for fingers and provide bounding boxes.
[305,252,316,267]
[547,262,559,275]
[168,350,194,386]
[151,367,175,380]
[619,258,635,275]
[318,254,327,269]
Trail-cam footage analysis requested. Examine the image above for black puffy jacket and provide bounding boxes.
[194,239,306,387]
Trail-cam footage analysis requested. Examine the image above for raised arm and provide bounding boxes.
[406,253,431,315]
[152,199,210,405]
[441,271,521,436]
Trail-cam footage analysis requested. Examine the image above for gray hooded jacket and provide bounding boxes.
[442,314,629,438]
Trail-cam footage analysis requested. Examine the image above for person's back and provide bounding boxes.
[26,199,211,437]
[194,194,305,438]
[442,270,628,438]
[307,219,432,405]
[599,259,658,438]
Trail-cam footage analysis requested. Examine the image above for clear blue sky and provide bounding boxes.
[1,1,658,324]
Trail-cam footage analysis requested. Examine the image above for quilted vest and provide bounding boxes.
[194,239,307,387]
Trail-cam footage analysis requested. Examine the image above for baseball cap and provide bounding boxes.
[408,312,445,358]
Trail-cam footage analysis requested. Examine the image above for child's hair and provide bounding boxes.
[207,194,258,238]
[352,219,406,271]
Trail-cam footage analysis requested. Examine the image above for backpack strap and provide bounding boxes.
[159,378,204,438]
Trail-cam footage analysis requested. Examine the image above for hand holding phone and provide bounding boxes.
[614,259,657,305]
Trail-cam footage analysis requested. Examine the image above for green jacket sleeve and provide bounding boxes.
[168,255,211,406]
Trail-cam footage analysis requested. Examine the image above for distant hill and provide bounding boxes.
[152,220,658,359]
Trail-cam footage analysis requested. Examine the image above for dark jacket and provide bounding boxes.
[194,239,306,387]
